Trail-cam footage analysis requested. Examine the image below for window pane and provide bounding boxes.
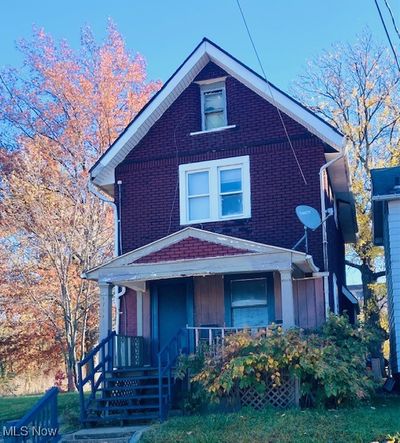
[220,168,242,193]
[221,194,243,216]
[231,279,267,307]
[205,111,225,130]
[204,90,223,112]
[232,306,269,328]
[189,196,210,221]
[188,171,209,196]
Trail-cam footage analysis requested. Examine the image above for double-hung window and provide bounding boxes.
[230,278,269,328]
[179,156,251,224]
[201,82,227,131]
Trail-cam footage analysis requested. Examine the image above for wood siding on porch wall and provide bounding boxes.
[293,277,325,329]
[194,273,282,327]
[194,275,225,326]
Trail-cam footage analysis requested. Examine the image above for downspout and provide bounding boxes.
[319,146,346,317]
[88,180,126,334]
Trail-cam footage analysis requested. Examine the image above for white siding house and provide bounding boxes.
[372,166,400,375]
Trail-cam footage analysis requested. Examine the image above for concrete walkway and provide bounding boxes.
[60,426,148,443]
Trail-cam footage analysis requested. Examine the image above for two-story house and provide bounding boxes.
[79,39,358,424]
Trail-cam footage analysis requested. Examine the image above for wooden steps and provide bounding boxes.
[84,367,170,426]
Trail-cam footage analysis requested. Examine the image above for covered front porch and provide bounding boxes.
[84,227,326,366]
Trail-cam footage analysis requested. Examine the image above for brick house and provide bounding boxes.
[79,39,358,424]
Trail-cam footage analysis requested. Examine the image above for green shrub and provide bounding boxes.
[178,316,380,409]
[175,353,210,414]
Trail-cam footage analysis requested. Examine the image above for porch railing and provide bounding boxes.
[77,331,115,424]
[157,328,189,421]
[4,387,60,443]
[77,332,146,424]
[187,325,270,356]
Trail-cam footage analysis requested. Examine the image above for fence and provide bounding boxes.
[4,387,60,443]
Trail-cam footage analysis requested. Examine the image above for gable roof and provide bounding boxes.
[130,236,250,264]
[90,37,345,195]
[82,227,319,283]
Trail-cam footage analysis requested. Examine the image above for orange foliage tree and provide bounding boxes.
[0,22,160,391]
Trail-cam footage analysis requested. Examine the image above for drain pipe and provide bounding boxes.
[319,146,346,317]
[88,180,126,333]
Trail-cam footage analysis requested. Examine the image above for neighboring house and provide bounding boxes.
[371,166,400,380]
[79,38,358,425]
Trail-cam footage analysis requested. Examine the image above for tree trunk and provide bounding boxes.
[66,344,77,392]
[361,261,383,357]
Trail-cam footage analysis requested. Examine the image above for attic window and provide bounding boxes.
[201,81,227,130]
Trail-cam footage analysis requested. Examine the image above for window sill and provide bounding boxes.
[189,125,237,136]
[180,214,251,226]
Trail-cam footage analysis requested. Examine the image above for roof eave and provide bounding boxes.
[83,227,317,281]
[90,38,345,188]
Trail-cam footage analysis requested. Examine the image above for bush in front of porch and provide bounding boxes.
[176,315,383,411]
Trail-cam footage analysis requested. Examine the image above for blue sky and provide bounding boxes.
[1,0,397,89]
[2,0,398,284]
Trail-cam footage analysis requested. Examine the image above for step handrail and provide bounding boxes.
[4,387,60,442]
[77,330,116,424]
[157,328,189,421]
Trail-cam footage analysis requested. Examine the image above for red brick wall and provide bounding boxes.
[133,237,249,263]
[115,62,341,270]
[118,289,137,336]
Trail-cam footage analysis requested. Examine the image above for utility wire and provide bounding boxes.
[383,0,400,42]
[235,0,308,185]
[374,0,400,72]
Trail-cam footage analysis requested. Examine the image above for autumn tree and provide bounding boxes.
[0,22,160,390]
[294,31,400,326]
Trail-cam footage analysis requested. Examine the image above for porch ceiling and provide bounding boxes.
[82,228,318,287]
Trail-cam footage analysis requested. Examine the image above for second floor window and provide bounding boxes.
[201,82,227,131]
[179,156,251,224]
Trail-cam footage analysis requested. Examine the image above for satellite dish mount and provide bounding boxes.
[293,205,332,253]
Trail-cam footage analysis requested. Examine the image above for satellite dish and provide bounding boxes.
[295,205,321,231]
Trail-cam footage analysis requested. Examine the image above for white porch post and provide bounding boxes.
[280,270,295,328]
[99,283,113,340]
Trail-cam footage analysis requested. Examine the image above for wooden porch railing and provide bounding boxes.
[186,325,270,356]
[77,331,115,424]
[77,332,146,424]
[157,328,189,421]
[4,387,60,443]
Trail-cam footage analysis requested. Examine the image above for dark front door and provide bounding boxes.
[151,280,191,362]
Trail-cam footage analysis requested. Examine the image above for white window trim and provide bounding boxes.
[190,124,236,136]
[179,156,251,225]
[200,81,227,131]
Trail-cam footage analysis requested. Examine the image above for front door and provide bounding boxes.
[151,280,191,362]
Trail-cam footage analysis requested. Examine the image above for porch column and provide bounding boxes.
[280,270,295,328]
[99,283,113,340]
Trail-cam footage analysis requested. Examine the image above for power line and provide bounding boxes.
[383,0,400,42]
[234,0,308,185]
[374,0,400,72]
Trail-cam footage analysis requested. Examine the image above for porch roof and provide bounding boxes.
[82,227,319,289]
